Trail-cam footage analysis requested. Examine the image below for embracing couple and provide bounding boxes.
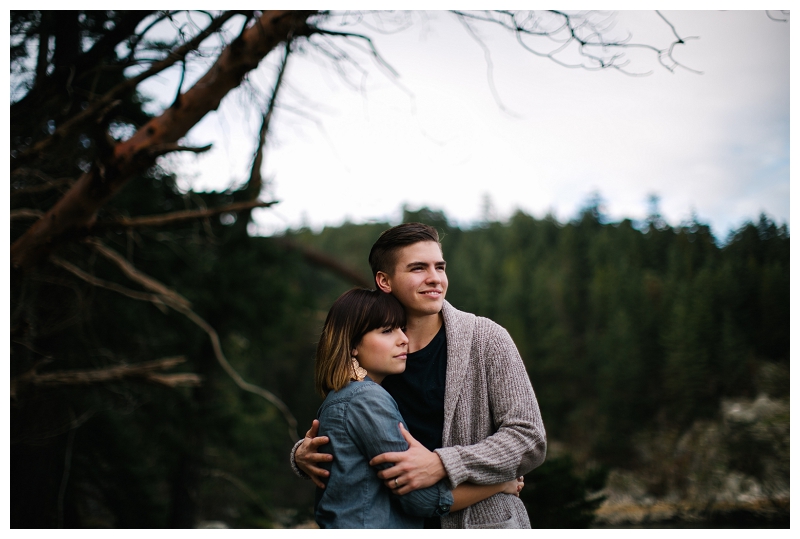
[290,222,546,529]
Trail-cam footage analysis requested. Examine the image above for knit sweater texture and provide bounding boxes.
[433,300,546,528]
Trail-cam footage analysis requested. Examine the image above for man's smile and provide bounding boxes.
[420,290,442,297]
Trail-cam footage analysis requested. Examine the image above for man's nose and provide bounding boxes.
[424,268,440,282]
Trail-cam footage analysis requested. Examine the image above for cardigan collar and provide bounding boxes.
[441,300,477,441]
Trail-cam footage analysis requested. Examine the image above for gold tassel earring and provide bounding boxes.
[351,356,367,381]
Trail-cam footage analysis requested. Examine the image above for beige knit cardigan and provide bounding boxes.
[435,300,546,528]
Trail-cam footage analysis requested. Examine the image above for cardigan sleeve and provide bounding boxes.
[434,324,546,488]
[289,437,310,480]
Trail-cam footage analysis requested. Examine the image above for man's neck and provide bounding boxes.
[404,311,443,353]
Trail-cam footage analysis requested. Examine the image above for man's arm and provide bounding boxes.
[369,423,446,495]
[290,419,333,489]
[371,324,546,491]
[434,324,546,488]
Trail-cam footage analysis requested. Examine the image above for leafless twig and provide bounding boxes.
[51,256,170,313]
[247,38,292,200]
[449,10,702,76]
[147,143,213,158]
[86,238,193,310]
[11,356,198,398]
[11,209,45,221]
[766,11,790,23]
[85,239,300,441]
[95,200,279,230]
[11,171,75,197]
[13,11,244,169]
[454,13,520,117]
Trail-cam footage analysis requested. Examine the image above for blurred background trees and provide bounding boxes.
[9,10,789,528]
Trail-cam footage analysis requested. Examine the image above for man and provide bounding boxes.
[291,223,546,528]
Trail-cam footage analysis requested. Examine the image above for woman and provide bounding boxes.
[311,288,522,528]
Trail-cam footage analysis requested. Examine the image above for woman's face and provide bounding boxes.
[353,327,408,384]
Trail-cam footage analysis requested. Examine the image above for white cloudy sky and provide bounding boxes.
[142,10,790,240]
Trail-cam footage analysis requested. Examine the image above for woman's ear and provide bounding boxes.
[351,348,358,357]
[375,271,392,294]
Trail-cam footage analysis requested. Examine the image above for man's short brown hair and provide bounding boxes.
[368,222,441,279]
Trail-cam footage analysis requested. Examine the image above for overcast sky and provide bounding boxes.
[143,10,790,241]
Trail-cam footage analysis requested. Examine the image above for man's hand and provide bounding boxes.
[295,419,333,489]
[369,423,446,495]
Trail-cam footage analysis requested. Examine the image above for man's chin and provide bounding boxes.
[416,300,444,315]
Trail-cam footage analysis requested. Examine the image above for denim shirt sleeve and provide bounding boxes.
[345,382,453,518]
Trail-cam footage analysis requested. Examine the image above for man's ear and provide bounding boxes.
[375,271,392,294]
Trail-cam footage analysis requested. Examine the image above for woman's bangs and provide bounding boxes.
[365,293,406,331]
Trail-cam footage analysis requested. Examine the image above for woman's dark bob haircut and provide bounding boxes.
[315,288,406,396]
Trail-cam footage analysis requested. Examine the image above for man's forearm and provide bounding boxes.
[435,430,546,488]
[370,424,448,495]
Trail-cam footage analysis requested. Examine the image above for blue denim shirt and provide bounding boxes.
[314,378,453,528]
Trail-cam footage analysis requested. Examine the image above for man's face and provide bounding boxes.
[378,241,448,318]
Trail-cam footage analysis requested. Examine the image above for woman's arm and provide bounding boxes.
[450,477,524,512]
[347,384,454,518]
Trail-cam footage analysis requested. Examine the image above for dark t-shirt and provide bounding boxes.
[381,323,448,529]
[381,323,448,452]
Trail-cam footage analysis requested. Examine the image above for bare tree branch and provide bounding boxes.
[11,209,45,221]
[13,11,156,115]
[275,238,371,288]
[11,174,75,197]
[12,10,245,168]
[247,38,293,201]
[86,238,192,310]
[178,305,300,442]
[11,356,199,398]
[146,143,213,158]
[124,11,183,64]
[50,256,170,312]
[766,11,790,22]
[454,13,519,117]
[98,200,278,230]
[86,239,300,441]
[311,27,399,78]
[11,11,316,270]
[449,10,702,76]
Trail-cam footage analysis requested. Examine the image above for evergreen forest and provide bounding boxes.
[10,10,789,529]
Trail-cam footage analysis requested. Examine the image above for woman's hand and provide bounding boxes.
[502,476,524,497]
